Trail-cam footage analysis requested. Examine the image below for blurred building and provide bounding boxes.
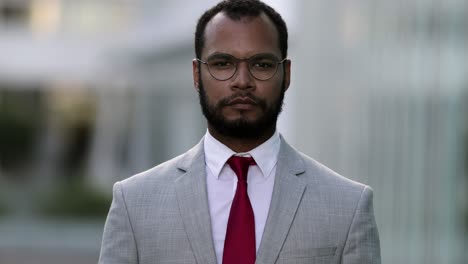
[0,0,467,263]
[0,0,217,191]
[292,1,467,263]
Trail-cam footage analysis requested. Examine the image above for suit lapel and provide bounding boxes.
[256,137,307,264]
[174,140,217,264]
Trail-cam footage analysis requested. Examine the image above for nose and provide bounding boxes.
[230,61,255,90]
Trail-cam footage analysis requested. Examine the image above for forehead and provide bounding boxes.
[202,12,281,59]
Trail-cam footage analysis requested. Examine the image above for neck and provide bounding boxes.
[208,125,276,153]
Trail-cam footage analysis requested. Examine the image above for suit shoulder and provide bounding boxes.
[297,151,369,192]
[117,153,186,191]
[294,151,375,215]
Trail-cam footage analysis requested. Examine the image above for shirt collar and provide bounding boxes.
[203,130,280,179]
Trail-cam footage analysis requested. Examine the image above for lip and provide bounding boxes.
[228,103,257,111]
[227,97,257,105]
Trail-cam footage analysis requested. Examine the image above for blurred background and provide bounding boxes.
[0,0,466,263]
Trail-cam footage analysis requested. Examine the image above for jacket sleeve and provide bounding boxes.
[99,182,138,264]
[342,186,381,264]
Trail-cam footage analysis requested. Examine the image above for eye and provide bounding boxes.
[208,58,235,69]
[251,60,275,70]
[255,62,274,68]
[212,61,231,67]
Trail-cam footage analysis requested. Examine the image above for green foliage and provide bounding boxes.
[465,208,468,235]
[0,90,42,170]
[38,180,111,219]
[0,200,8,217]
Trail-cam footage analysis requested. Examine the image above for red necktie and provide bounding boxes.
[223,156,256,264]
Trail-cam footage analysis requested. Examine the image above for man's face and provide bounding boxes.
[193,12,291,139]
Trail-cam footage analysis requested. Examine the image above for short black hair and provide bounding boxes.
[195,0,288,60]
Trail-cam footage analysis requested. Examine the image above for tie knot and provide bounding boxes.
[227,156,256,182]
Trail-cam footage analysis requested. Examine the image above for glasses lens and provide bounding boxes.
[248,55,279,80]
[207,56,236,80]
[204,54,283,81]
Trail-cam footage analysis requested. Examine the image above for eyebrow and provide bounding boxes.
[206,52,280,60]
[207,53,233,59]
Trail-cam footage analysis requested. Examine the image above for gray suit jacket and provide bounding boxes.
[99,137,381,264]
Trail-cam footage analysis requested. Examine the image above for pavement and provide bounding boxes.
[0,249,99,264]
[0,217,103,264]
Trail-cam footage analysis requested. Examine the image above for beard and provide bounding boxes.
[198,74,286,140]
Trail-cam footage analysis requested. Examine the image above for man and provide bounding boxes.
[99,0,381,263]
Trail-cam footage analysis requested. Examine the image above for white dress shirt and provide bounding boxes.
[204,130,280,264]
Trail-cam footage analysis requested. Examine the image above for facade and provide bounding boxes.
[293,0,468,263]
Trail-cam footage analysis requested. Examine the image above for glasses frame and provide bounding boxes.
[196,54,287,81]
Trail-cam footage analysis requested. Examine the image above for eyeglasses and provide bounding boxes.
[196,53,286,81]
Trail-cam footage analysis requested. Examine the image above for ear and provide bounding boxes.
[192,59,200,92]
[283,59,291,91]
